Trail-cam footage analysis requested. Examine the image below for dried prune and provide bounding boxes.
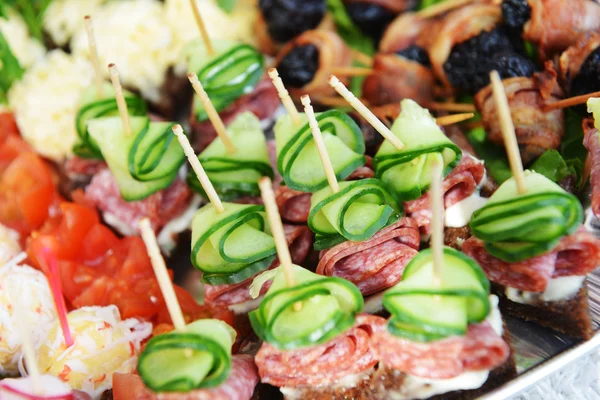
[346,2,399,43]
[502,0,531,33]
[278,45,320,88]
[570,46,600,97]
[396,45,431,67]
[259,0,326,43]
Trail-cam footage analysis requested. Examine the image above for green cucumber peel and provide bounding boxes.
[138,319,235,392]
[191,203,277,284]
[275,111,366,192]
[88,116,184,201]
[374,99,461,201]
[308,178,402,243]
[75,83,147,159]
[470,171,583,262]
[189,112,274,201]
[249,265,363,350]
[383,247,491,342]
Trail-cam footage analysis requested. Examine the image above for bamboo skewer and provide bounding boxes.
[172,124,225,213]
[350,49,374,67]
[489,71,527,194]
[268,68,301,125]
[543,90,600,111]
[301,95,340,193]
[84,16,103,98]
[108,64,132,137]
[329,67,373,77]
[430,159,445,284]
[139,218,186,331]
[417,0,474,18]
[436,112,475,126]
[188,73,237,154]
[427,102,476,113]
[329,75,404,150]
[189,0,214,55]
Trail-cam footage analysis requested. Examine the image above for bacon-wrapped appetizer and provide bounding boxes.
[371,247,514,399]
[464,171,600,338]
[503,0,600,60]
[559,32,600,98]
[344,0,418,44]
[475,63,565,164]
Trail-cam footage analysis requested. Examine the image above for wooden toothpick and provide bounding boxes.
[435,112,475,126]
[329,67,373,77]
[188,73,237,154]
[172,124,225,214]
[139,218,186,331]
[108,64,132,137]
[489,71,527,194]
[542,90,600,111]
[84,15,103,98]
[430,158,444,285]
[427,102,476,113]
[189,0,214,56]
[350,49,373,67]
[301,95,340,193]
[268,68,301,125]
[328,75,404,150]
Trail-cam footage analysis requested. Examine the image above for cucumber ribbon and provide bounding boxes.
[137,319,235,392]
[74,83,147,159]
[469,171,583,263]
[383,247,491,342]
[191,203,277,285]
[186,39,264,122]
[373,99,461,201]
[249,265,363,350]
[275,111,366,192]
[188,112,274,201]
[87,116,185,201]
[308,178,402,250]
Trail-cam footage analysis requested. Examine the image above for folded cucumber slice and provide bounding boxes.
[308,178,402,246]
[189,112,274,201]
[249,265,363,350]
[470,171,583,262]
[138,319,235,392]
[186,39,264,122]
[383,247,490,342]
[88,116,184,201]
[191,203,277,285]
[275,111,366,192]
[74,83,147,159]
[373,99,461,201]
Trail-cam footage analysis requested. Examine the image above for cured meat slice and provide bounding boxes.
[404,154,485,234]
[255,314,386,387]
[275,186,311,224]
[559,33,600,94]
[372,320,509,380]
[204,225,312,307]
[112,354,259,400]
[317,218,420,296]
[84,168,192,235]
[584,126,600,219]
[380,12,435,54]
[463,229,600,292]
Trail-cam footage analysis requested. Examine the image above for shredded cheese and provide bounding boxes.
[43,0,108,47]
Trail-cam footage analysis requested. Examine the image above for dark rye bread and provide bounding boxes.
[492,282,593,340]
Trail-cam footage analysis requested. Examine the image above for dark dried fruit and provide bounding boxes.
[570,46,600,98]
[345,2,399,43]
[259,0,326,43]
[502,0,531,33]
[396,45,431,67]
[278,45,320,88]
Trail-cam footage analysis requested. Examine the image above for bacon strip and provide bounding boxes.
[404,154,485,234]
[317,218,420,296]
[204,225,312,307]
[559,33,600,94]
[255,314,386,387]
[463,229,600,292]
[379,12,435,53]
[372,320,509,380]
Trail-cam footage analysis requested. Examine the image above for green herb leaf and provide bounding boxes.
[217,0,236,13]
[0,31,24,104]
[326,0,375,56]
[560,109,587,187]
[467,125,513,184]
[418,0,445,9]
[1,0,52,42]
[530,149,574,184]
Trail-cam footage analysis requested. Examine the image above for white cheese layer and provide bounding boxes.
[388,370,490,400]
[0,8,45,68]
[228,296,264,315]
[444,194,488,228]
[505,275,586,304]
[157,195,203,254]
[280,369,373,400]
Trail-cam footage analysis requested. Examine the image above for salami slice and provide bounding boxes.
[276,186,311,224]
[317,218,420,296]
[372,321,509,380]
[584,126,600,219]
[204,225,312,307]
[462,229,600,292]
[112,355,259,400]
[255,314,386,387]
[404,154,485,234]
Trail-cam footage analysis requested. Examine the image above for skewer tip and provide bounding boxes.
[172,124,184,136]
[84,15,91,21]
[300,94,311,106]
[188,72,199,83]
[108,63,117,75]
[328,75,340,86]
[259,176,272,189]
[268,68,279,78]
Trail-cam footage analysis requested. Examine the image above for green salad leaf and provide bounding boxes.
[530,149,575,185]
[0,31,23,104]
[0,0,52,42]
[217,0,236,13]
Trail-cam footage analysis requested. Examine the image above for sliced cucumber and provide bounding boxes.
[470,171,583,262]
[189,112,274,201]
[88,116,184,201]
[138,319,235,392]
[74,83,146,159]
[275,111,366,192]
[373,99,461,201]
[383,247,491,342]
[308,178,402,246]
[191,203,277,285]
[249,265,363,350]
